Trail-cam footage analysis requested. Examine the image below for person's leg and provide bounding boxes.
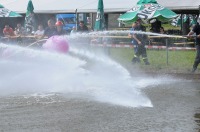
[134,44,138,53]
[131,40,138,54]
[132,44,142,64]
[141,45,150,65]
[192,45,200,72]
[132,41,139,63]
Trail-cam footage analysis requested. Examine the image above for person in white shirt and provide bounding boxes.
[34,24,44,39]
[15,23,25,35]
[70,26,76,35]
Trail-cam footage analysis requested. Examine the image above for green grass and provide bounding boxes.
[124,23,181,32]
[162,23,180,30]
[109,48,196,73]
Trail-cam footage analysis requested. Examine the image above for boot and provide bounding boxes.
[191,62,198,73]
[132,57,140,64]
[191,66,197,73]
[145,61,150,65]
[143,58,150,65]
[132,54,140,64]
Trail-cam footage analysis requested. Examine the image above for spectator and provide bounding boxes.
[34,24,44,39]
[55,21,66,35]
[14,23,25,36]
[77,21,88,33]
[70,26,76,35]
[3,25,15,37]
[160,27,165,34]
[2,25,16,44]
[150,20,161,33]
[43,19,57,38]
[158,27,166,45]
[77,21,90,45]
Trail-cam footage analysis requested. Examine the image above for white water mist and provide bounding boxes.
[0,41,153,107]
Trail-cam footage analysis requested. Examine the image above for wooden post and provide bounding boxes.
[166,38,169,65]
[75,9,78,30]
[180,14,182,35]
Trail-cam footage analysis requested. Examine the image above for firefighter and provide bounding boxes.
[131,18,150,65]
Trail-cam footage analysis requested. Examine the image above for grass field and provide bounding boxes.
[122,23,181,31]
[108,48,196,73]
[105,22,196,74]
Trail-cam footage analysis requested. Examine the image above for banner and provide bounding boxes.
[0,8,10,17]
[137,4,164,19]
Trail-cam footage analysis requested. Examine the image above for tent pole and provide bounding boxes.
[75,9,78,30]
[91,13,94,30]
[180,14,183,35]
[199,5,200,14]
[166,38,169,65]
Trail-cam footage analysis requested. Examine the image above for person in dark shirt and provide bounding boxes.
[76,21,90,45]
[188,16,200,73]
[43,19,57,38]
[131,18,150,65]
[77,21,88,33]
[157,27,166,45]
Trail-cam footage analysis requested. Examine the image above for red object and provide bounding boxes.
[3,27,15,36]
[55,21,63,26]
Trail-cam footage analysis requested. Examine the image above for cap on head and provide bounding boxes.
[55,21,63,26]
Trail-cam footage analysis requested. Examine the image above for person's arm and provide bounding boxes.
[40,28,48,39]
[3,28,6,36]
[10,28,15,36]
[128,31,132,37]
[192,26,200,38]
[34,31,40,39]
[188,30,194,36]
[188,25,196,37]
[197,33,200,38]
[187,30,200,39]
[129,30,141,44]
[187,29,196,40]
[132,34,141,44]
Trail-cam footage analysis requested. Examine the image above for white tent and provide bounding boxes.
[0,0,199,14]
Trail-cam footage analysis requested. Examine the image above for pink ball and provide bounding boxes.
[43,36,69,53]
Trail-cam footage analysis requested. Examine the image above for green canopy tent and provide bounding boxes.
[0,4,22,17]
[94,0,105,31]
[171,14,181,27]
[171,14,197,35]
[171,14,197,27]
[189,15,197,26]
[26,0,34,16]
[25,0,36,33]
[118,0,177,24]
[184,15,196,26]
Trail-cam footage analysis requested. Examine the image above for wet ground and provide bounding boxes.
[0,81,199,132]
